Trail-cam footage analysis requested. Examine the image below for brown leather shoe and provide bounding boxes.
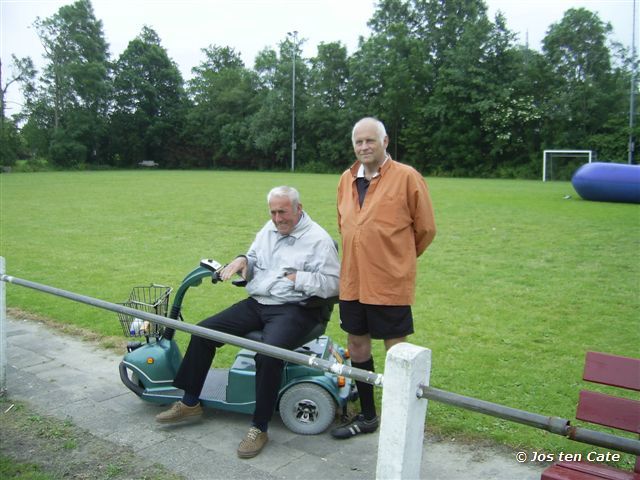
[237,426,268,458]
[155,401,203,424]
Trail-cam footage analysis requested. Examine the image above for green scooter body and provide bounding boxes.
[120,337,182,402]
[121,333,351,414]
[119,263,353,418]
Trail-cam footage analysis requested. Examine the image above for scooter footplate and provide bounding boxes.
[200,369,228,401]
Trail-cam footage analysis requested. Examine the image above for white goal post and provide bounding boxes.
[542,150,593,181]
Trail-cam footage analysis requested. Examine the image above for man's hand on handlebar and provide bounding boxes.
[220,256,248,282]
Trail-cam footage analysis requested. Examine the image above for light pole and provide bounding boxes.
[288,31,298,172]
[629,0,637,164]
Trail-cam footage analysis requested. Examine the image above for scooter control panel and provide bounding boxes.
[200,258,223,272]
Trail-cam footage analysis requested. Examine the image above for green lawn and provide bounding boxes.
[1,170,638,467]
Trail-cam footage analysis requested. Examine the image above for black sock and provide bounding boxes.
[182,392,200,407]
[252,421,268,433]
[352,358,376,421]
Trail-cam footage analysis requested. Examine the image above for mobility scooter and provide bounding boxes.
[118,259,354,434]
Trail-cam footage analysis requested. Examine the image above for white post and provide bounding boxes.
[0,257,6,394]
[376,343,431,480]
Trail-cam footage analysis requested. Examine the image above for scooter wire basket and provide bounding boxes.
[118,284,172,338]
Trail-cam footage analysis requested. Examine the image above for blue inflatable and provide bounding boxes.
[571,162,640,204]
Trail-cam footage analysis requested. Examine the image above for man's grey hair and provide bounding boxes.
[267,186,300,209]
[352,117,387,145]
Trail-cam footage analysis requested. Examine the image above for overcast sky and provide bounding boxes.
[1,0,637,115]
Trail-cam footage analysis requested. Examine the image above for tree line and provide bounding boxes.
[1,0,637,178]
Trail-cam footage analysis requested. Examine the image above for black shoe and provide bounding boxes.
[331,413,379,439]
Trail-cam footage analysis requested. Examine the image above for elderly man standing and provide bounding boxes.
[332,117,436,439]
[156,186,340,458]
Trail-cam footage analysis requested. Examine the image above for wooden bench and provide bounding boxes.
[541,351,640,480]
[138,160,158,167]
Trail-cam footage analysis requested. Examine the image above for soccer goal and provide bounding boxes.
[542,150,593,181]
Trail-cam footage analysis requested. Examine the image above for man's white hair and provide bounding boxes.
[267,185,300,209]
[352,117,387,145]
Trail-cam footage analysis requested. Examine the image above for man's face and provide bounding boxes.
[269,196,302,235]
[353,121,389,168]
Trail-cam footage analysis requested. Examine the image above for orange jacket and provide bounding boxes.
[337,158,436,305]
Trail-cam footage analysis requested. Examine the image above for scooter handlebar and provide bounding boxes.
[199,259,223,282]
[200,258,247,287]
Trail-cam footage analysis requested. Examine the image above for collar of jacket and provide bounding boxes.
[349,155,393,179]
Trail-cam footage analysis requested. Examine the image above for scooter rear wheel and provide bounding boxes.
[279,383,336,435]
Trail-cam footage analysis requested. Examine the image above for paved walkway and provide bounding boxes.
[4,316,546,479]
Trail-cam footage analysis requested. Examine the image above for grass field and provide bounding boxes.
[1,170,638,468]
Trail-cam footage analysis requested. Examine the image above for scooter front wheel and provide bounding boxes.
[279,383,336,435]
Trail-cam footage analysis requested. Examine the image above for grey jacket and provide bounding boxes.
[244,212,340,305]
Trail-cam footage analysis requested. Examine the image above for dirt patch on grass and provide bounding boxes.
[0,397,183,480]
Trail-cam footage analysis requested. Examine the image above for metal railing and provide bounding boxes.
[417,385,640,456]
[0,272,382,387]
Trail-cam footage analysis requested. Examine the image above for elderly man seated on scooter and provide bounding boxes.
[156,185,340,459]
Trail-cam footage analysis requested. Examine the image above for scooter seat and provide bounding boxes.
[243,295,336,345]
[245,320,327,345]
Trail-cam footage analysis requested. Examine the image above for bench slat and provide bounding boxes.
[583,352,640,391]
[542,461,640,480]
[576,391,640,433]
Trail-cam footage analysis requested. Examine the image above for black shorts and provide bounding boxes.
[338,300,414,340]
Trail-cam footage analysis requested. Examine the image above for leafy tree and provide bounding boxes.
[0,55,36,165]
[541,8,620,151]
[249,47,289,169]
[471,14,547,177]
[489,45,551,178]
[110,26,187,167]
[302,41,352,171]
[1,56,36,127]
[185,45,259,168]
[0,119,25,166]
[406,0,498,175]
[249,36,309,170]
[32,0,110,167]
[590,114,640,162]
[348,0,423,161]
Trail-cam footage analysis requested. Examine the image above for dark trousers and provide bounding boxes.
[172,297,319,428]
